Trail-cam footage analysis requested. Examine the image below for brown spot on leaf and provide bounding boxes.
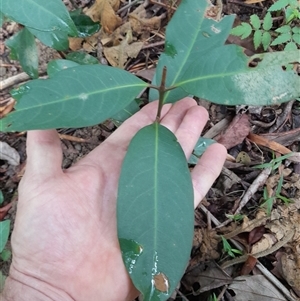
[153,272,169,293]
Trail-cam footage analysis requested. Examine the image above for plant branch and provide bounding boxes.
[156,66,167,122]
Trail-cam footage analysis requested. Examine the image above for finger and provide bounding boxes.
[191,143,227,208]
[25,130,63,178]
[175,105,209,159]
[160,97,197,133]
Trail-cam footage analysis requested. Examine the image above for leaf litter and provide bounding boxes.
[1,0,300,300]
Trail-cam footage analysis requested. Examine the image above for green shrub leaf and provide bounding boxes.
[253,30,263,49]
[284,41,298,50]
[66,52,99,65]
[27,27,69,51]
[150,0,235,103]
[271,33,292,45]
[231,23,253,39]
[292,33,300,44]
[117,123,194,301]
[47,59,80,77]
[263,12,273,31]
[71,13,100,37]
[275,25,292,34]
[5,28,38,78]
[268,0,289,11]
[1,0,77,36]
[292,26,300,34]
[0,220,10,253]
[0,65,147,131]
[176,46,300,105]
[0,191,3,205]
[250,14,261,30]
[262,31,272,50]
[0,11,5,27]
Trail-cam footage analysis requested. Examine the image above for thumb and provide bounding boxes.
[25,130,63,179]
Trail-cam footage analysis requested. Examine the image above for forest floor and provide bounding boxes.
[0,0,300,300]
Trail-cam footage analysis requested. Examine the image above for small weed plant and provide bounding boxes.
[221,236,243,258]
[231,0,300,51]
[1,0,299,300]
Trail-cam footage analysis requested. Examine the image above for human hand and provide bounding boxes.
[2,98,226,301]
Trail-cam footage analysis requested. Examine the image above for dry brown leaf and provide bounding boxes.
[216,113,250,149]
[103,31,143,67]
[0,141,20,166]
[129,2,163,36]
[69,37,83,51]
[86,0,122,33]
[251,233,277,254]
[228,275,287,301]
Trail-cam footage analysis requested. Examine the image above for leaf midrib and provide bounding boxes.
[15,83,146,112]
[163,9,206,102]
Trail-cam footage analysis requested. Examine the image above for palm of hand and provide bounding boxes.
[8,98,226,301]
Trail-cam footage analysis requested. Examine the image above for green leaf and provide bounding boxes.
[0,249,11,262]
[176,46,300,106]
[284,41,298,50]
[292,26,300,34]
[0,271,6,292]
[0,11,5,27]
[253,30,263,49]
[271,33,292,45]
[111,99,140,127]
[5,28,38,78]
[47,59,80,77]
[292,33,300,44]
[268,0,289,11]
[250,14,261,30]
[1,0,77,36]
[27,27,69,51]
[263,12,273,31]
[66,52,99,65]
[1,65,147,131]
[0,220,10,253]
[231,23,253,39]
[117,123,194,301]
[262,31,272,50]
[275,25,292,34]
[150,0,235,103]
[188,137,215,164]
[0,191,3,205]
[71,13,100,37]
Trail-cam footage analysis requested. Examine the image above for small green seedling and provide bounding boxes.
[253,152,294,171]
[261,175,293,216]
[225,213,245,222]
[221,236,243,258]
[208,292,218,301]
[231,0,300,51]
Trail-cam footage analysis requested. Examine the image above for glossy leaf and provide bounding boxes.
[5,28,38,78]
[1,0,77,36]
[111,99,141,127]
[188,137,216,164]
[150,0,235,103]
[66,52,99,65]
[1,65,147,131]
[27,27,69,51]
[0,220,10,253]
[71,14,100,37]
[117,123,194,301]
[176,46,300,105]
[47,59,80,77]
